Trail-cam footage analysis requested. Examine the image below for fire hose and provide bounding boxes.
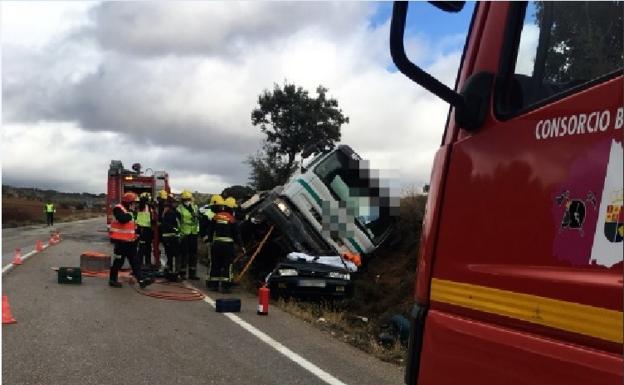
[132,280,204,301]
[81,269,204,301]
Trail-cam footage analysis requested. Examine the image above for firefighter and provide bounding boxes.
[156,189,168,225]
[161,194,181,281]
[206,196,243,292]
[136,192,154,269]
[200,195,224,283]
[156,189,169,255]
[44,200,56,226]
[109,192,151,288]
[177,190,200,280]
[200,194,224,236]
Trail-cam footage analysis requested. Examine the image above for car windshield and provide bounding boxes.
[314,148,393,245]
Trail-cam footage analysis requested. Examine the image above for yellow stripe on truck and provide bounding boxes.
[430,278,623,344]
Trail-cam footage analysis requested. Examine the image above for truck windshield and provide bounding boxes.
[314,148,392,245]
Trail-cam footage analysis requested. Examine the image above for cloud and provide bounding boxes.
[1,122,240,194]
[85,2,374,57]
[2,2,466,194]
[515,24,539,76]
[0,1,94,49]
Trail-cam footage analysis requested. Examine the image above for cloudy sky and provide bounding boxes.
[2,1,476,194]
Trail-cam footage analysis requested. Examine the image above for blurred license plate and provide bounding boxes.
[298,280,326,288]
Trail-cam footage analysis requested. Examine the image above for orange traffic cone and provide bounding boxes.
[36,240,44,252]
[2,296,17,324]
[12,249,22,265]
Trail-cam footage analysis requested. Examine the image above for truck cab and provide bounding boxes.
[391,2,622,385]
[243,145,395,297]
[245,145,394,258]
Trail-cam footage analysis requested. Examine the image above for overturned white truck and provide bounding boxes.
[242,145,395,297]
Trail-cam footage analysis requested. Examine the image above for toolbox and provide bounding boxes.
[215,298,241,313]
[58,267,82,284]
[80,251,111,272]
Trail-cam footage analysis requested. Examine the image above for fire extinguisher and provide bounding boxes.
[257,285,269,315]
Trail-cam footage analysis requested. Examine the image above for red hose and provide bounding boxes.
[81,269,204,301]
[133,280,205,301]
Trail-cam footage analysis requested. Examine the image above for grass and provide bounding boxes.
[275,298,407,366]
[2,211,103,228]
[2,195,106,228]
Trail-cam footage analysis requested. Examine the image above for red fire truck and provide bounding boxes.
[106,160,170,264]
[390,2,622,385]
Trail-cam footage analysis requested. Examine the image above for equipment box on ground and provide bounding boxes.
[215,298,241,313]
[80,251,111,272]
[58,267,82,284]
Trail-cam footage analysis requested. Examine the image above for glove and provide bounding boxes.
[202,236,210,244]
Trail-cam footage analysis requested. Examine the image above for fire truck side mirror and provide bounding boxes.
[455,72,494,132]
[429,1,465,13]
[390,1,492,132]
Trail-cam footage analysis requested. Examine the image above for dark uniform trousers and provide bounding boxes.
[162,236,180,272]
[137,226,153,266]
[110,240,142,282]
[179,234,198,275]
[209,241,235,282]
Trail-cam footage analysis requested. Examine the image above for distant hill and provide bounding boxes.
[2,185,107,227]
[2,185,106,208]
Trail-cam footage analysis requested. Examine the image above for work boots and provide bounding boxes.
[218,281,231,294]
[165,271,180,282]
[109,281,122,288]
[139,277,154,289]
[188,268,200,281]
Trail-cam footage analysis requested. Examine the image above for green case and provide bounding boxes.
[58,267,82,284]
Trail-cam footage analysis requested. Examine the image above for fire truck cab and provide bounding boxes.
[106,160,170,264]
[106,160,169,225]
[391,2,622,385]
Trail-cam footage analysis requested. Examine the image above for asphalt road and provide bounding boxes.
[2,217,109,267]
[2,217,403,385]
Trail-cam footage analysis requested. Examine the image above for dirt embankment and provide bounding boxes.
[2,196,105,228]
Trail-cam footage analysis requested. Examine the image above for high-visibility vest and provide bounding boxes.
[110,204,137,242]
[45,203,55,213]
[177,203,199,235]
[203,208,215,221]
[135,207,151,228]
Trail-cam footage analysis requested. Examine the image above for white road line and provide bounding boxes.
[2,244,51,275]
[191,286,348,385]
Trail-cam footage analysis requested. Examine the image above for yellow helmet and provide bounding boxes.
[210,194,224,206]
[158,189,168,200]
[224,197,237,208]
[180,190,193,200]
